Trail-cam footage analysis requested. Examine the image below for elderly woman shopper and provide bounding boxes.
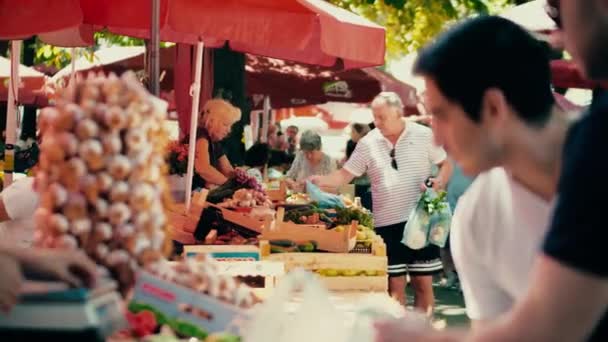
[285,130,335,190]
[191,99,241,190]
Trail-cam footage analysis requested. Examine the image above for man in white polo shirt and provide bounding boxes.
[311,92,452,311]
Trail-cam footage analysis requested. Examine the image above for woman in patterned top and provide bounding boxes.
[285,130,336,191]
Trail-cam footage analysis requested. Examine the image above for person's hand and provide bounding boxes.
[420,177,443,192]
[374,314,433,342]
[307,175,322,185]
[0,254,23,312]
[20,249,97,288]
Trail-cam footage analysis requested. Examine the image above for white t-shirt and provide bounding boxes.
[0,177,38,247]
[451,167,553,320]
[344,121,446,227]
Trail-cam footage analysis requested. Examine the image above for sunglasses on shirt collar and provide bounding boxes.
[390,148,398,170]
[545,0,562,29]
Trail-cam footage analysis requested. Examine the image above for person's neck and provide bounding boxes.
[385,119,406,145]
[504,110,570,201]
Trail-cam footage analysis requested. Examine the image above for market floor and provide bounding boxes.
[405,282,470,328]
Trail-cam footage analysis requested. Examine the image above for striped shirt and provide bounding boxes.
[344,121,446,227]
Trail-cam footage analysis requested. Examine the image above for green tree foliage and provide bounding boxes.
[328,0,519,59]
[33,30,171,69]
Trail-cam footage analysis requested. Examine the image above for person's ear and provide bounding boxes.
[479,88,509,127]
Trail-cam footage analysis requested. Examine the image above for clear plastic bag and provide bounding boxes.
[401,189,452,249]
[428,202,452,248]
[306,181,345,209]
[401,190,433,250]
[242,269,349,342]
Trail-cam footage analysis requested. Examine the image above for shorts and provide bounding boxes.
[376,221,443,277]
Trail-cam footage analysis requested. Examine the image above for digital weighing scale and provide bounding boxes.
[0,280,125,341]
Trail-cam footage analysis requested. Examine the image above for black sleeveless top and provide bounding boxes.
[186,128,226,190]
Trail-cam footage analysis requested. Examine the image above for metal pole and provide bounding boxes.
[149,0,160,96]
[4,40,22,188]
[185,42,205,212]
[69,47,76,86]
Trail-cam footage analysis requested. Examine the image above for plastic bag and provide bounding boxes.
[427,201,452,248]
[401,189,452,249]
[401,190,433,250]
[306,181,345,209]
[242,269,349,342]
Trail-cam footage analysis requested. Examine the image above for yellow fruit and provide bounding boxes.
[356,232,367,240]
[324,269,338,277]
[342,269,358,277]
[364,270,377,276]
[334,226,345,233]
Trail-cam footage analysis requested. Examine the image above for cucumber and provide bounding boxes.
[269,239,296,247]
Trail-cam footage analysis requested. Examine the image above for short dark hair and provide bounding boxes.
[245,143,270,167]
[414,16,554,127]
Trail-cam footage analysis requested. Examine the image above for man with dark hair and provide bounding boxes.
[285,125,299,156]
[375,15,573,341]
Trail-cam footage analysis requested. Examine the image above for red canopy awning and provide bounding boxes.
[50,47,412,114]
[0,56,47,106]
[246,54,382,109]
[0,0,83,39]
[2,1,385,68]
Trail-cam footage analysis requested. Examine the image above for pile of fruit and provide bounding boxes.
[217,188,272,209]
[313,269,386,277]
[34,72,170,290]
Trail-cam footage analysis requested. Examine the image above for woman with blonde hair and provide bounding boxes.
[190,99,241,190]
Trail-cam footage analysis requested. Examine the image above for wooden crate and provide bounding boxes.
[258,207,357,253]
[266,180,287,202]
[206,203,273,234]
[318,276,388,292]
[167,191,208,243]
[259,238,388,292]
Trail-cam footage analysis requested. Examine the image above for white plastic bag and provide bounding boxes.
[242,269,349,342]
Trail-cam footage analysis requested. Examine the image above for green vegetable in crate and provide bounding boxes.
[335,206,373,228]
[297,241,317,252]
[269,239,298,253]
[284,206,332,225]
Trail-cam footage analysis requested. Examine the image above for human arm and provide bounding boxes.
[310,139,367,187]
[194,138,229,186]
[0,244,98,288]
[428,158,452,191]
[471,255,608,342]
[0,252,23,312]
[217,155,234,177]
[424,136,451,191]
